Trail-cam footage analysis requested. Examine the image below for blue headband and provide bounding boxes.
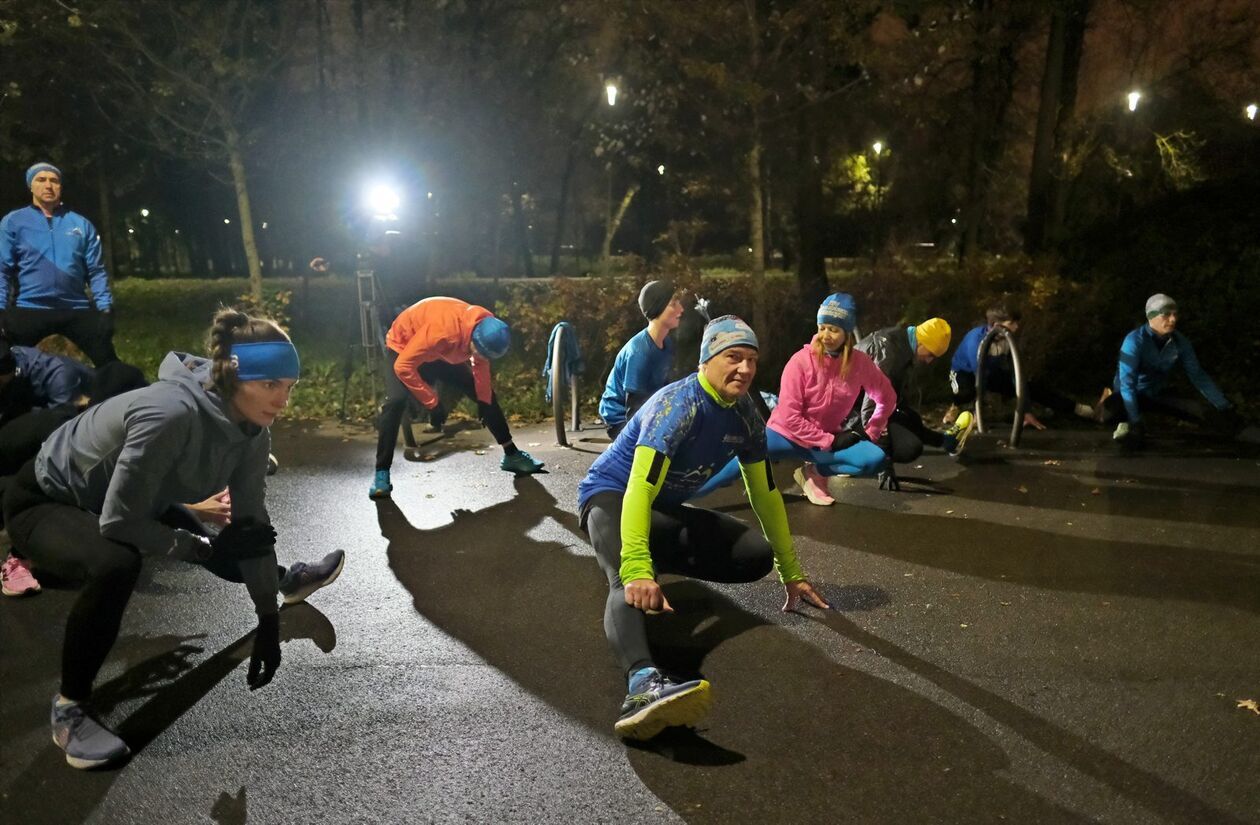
[231,342,300,381]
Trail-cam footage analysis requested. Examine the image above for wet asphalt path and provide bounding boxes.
[2,419,1259,824]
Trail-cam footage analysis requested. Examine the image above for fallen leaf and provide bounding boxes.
[475,450,487,456]
[1043,459,1061,466]
[959,623,969,628]
[1237,699,1260,715]
[945,509,954,514]
[527,442,541,447]
[420,453,436,461]
[999,601,1011,606]
[1017,485,1029,494]
[1091,488,1101,495]
[903,573,915,577]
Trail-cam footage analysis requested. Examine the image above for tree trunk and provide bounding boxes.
[747,136,768,349]
[226,129,264,304]
[95,164,117,280]
[1025,4,1067,255]
[601,183,640,266]
[550,144,578,274]
[511,184,535,278]
[793,112,828,303]
[1046,0,1090,247]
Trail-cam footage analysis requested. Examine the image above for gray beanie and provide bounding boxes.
[1145,293,1177,319]
[638,280,676,320]
[26,162,61,188]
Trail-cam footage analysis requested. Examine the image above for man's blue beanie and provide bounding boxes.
[472,317,511,359]
[699,315,758,363]
[817,292,858,333]
[26,162,62,188]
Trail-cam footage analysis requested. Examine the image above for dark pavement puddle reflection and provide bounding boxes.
[1,603,335,824]
[806,611,1246,825]
[378,480,1088,822]
[211,786,248,825]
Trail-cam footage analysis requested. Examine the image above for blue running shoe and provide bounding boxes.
[500,450,545,475]
[369,469,392,499]
[51,697,129,769]
[614,669,712,741]
[280,549,346,605]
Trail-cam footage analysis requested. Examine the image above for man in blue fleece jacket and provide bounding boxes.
[0,162,117,365]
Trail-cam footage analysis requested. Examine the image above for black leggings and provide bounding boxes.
[951,369,1077,415]
[375,349,513,470]
[885,407,944,464]
[1098,390,1210,426]
[3,460,282,700]
[4,307,117,367]
[582,491,774,679]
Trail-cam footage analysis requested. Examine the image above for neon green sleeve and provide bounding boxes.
[740,459,806,583]
[619,445,671,584]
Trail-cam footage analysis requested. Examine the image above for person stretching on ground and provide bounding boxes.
[1099,293,1241,448]
[578,314,830,741]
[370,296,543,499]
[2,308,344,769]
[853,318,970,464]
[598,280,685,439]
[945,304,1094,430]
[693,293,895,506]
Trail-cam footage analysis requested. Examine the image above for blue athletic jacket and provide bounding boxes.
[1113,324,1229,422]
[0,204,113,310]
[13,345,95,407]
[950,324,1008,376]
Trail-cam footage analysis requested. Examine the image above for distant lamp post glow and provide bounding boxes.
[364,183,402,219]
[223,218,231,224]
[1126,90,1141,112]
[261,221,268,230]
[139,208,150,218]
[657,164,666,175]
[872,140,884,155]
[605,81,619,106]
[1247,103,1258,121]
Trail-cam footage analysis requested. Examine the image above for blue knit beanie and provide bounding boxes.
[816,292,858,333]
[699,315,758,363]
[471,317,511,359]
[26,162,61,188]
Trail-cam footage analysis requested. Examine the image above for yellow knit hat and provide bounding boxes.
[915,318,951,357]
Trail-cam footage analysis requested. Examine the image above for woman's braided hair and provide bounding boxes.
[205,307,290,397]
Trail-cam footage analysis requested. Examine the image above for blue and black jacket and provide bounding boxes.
[0,204,113,310]
[1113,324,1229,422]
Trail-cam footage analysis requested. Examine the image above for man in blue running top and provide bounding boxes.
[579,314,829,741]
[598,279,684,439]
[0,163,116,365]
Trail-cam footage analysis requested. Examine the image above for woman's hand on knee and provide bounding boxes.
[624,578,673,614]
[782,579,830,613]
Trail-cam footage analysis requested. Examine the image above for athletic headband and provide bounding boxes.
[230,341,300,381]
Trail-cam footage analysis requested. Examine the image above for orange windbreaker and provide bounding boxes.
[385,297,495,409]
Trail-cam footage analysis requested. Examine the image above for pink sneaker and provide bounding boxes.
[793,465,834,506]
[1,553,41,596]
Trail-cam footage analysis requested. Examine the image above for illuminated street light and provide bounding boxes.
[223,218,231,224]
[261,221,268,229]
[427,191,434,199]
[1127,90,1141,112]
[140,208,150,217]
[127,228,134,234]
[872,140,884,155]
[1247,103,1257,121]
[657,164,666,175]
[605,81,618,106]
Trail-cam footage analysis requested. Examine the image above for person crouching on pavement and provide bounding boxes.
[1100,293,1242,448]
[577,314,830,741]
[693,293,895,506]
[2,308,344,769]
[598,280,685,439]
[369,296,543,499]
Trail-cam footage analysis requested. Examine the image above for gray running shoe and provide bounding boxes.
[51,697,129,769]
[614,670,712,741]
[279,549,346,605]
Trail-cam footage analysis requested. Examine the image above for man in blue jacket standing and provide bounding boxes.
[1099,293,1238,447]
[0,162,117,366]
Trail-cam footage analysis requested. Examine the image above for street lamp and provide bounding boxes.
[140,208,150,218]
[223,218,231,224]
[657,164,665,175]
[1247,103,1257,121]
[1127,90,1141,112]
[872,140,884,155]
[605,80,619,106]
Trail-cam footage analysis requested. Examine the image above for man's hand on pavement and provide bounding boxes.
[782,580,830,613]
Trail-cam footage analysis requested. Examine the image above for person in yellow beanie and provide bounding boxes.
[851,318,974,461]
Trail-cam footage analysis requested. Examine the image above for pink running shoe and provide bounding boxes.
[1,553,41,596]
[793,465,834,506]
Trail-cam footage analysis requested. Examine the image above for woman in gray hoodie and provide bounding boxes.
[2,308,344,769]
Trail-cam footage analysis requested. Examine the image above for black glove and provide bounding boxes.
[210,519,277,562]
[427,402,447,432]
[247,612,281,689]
[99,307,114,334]
[830,431,862,452]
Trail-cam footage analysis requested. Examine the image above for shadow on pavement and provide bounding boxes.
[378,478,1091,822]
[0,603,335,824]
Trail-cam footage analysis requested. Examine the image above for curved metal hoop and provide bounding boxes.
[551,324,581,446]
[973,326,1027,447]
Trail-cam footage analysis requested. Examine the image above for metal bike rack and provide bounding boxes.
[550,323,581,447]
[973,325,1027,447]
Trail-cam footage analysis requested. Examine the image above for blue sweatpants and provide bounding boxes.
[692,427,887,498]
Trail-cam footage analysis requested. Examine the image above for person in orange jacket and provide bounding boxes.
[370,296,544,498]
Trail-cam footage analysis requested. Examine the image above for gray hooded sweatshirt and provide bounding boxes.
[35,352,278,615]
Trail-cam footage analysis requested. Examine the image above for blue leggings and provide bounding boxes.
[693,428,887,498]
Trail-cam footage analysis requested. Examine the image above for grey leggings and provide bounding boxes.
[582,491,774,679]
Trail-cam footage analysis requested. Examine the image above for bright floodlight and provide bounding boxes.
[657,164,666,175]
[1127,90,1141,111]
[365,183,402,215]
[140,208,150,217]
[605,81,618,106]
[872,141,884,155]
[1247,103,1258,121]
[223,218,231,224]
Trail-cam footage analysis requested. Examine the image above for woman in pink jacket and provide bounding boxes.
[693,293,895,506]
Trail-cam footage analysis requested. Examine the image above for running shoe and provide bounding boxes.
[280,549,346,605]
[369,469,393,499]
[943,411,975,457]
[51,697,130,769]
[500,451,545,475]
[614,670,712,741]
[793,465,834,506]
[1,553,41,596]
